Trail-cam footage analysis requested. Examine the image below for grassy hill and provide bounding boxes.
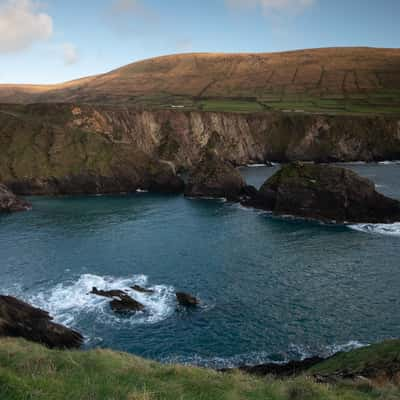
[1,48,400,115]
[0,338,399,400]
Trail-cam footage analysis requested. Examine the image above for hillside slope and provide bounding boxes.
[0,338,399,400]
[1,48,400,113]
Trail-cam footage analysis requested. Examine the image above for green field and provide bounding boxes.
[128,90,400,115]
[0,338,399,400]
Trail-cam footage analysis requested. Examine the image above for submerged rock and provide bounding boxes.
[0,295,83,349]
[244,162,400,223]
[90,287,145,314]
[176,292,199,307]
[131,285,155,294]
[185,150,246,201]
[0,184,31,213]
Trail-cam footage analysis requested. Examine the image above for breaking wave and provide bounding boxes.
[349,223,400,237]
[26,274,176,328]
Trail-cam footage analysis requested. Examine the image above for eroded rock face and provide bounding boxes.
[245,163,400,223]
[2,104,399,197]
[0,296,83,349]
[0,184,31,213]
[184,151,246,201]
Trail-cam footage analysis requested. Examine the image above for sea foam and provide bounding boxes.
[162,341,367,369]
[349,223,400,237]
[27,274,175,328]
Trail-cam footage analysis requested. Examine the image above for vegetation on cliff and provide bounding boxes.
[1,103,400,197]
[0,338,399,400]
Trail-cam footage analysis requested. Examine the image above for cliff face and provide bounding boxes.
[0,104,399,194]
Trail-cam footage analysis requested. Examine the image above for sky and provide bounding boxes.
[0,0,399,84]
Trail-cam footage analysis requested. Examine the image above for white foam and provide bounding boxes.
[349,223,400,237]
[378,161,400,165]
[27,274,175,328]
[246,164,269,168]
[163,341,368,369]
[136,189,149,193]
[325,340,366,355]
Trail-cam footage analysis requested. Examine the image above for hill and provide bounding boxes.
[0,338,399,400]
[1,47,400,114]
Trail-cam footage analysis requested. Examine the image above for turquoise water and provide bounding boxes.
[0,164,399,368]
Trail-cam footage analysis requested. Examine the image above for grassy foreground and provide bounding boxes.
[0,339,399,400]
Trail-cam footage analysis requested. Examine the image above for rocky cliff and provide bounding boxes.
[1,103,399,195]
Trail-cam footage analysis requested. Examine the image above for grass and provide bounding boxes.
[107,88,400,115]
[197,99,265,113]
[310,339,400,376]
[0,338,399,400]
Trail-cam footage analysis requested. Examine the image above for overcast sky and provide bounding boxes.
[0,0,399,84]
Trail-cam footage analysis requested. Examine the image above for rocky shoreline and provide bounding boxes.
[1,103,400,198]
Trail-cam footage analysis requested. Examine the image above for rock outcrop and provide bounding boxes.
[0,184,31,212]
[244,162,400,223]
[176,292,199,307]
[0,104,400,196]
[90,287,145,313]
[131,285,155,294]
[0,295,83,348]
[185,150,246,200]
[221,356,325,377]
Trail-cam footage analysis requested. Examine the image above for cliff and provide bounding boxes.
[1,103,399,195]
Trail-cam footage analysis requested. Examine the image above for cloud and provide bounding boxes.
[63,43,79,65]
[0,0,53,53]
[225,0,315,15]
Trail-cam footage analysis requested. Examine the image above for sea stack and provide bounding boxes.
[244,162,400,224]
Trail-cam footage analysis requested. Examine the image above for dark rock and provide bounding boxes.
[131,285,155,294]
[244,162,400,223]
[90,287,128,299]
[176,292,199,307]
[0,295,83,349]
[240,185,259,200]
[222,356,325,377]
[185,150,246,201]
[90,287,145,313]
[0,184,31,213]
[110,296,145,313]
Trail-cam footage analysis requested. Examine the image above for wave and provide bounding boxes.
[162,341,367,369]
[26,274,176,328]
[349,223,400,237]
[378,161,400,165]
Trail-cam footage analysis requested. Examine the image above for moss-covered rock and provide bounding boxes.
[245,162,400,223]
